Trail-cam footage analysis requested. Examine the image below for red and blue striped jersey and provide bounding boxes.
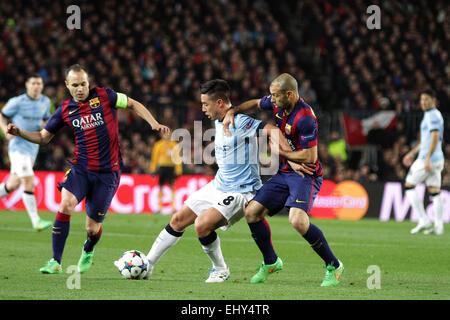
[45,87,124,172]
[260,95,323,176]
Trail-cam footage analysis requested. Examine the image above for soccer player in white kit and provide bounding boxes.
[403,89,445,235]
[137,79,310,282]
[0,74,52,231]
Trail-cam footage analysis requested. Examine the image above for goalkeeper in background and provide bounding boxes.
[150,131,182,213]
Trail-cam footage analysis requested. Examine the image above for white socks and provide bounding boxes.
[22,191,40,228]
[146,226,183,266]
[146,225,228,273]
[202,236,227,270]
[406,188,444,227]
[431,193,443,228]
[0,184,40,228]
[406,188,429,223]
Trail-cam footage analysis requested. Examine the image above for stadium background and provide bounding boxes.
[0,0,449,221]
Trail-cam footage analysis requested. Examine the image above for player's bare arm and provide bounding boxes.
[126,98,170,135]
[223,98,261,135]
[263,124,317,164]
[402,142,421,167]
[0,113,10,139]
[7,123,54,146]
[262,123,315,176]
[0,113,8,134]
[276,144,318,164]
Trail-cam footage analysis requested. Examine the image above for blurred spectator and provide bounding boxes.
[299,79,317,105]
[45,145,68,172]
[318,143,336,180]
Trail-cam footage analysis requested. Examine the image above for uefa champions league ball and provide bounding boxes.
[114,250,148,279]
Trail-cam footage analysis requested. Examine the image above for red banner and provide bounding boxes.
[0,170,371,220]
[0,170,213,215]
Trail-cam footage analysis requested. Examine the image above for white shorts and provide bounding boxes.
[405,159,444,187]
[9,152,35,178]
[184,181,256,230]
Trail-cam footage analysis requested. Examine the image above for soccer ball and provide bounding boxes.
[114,250,148,279]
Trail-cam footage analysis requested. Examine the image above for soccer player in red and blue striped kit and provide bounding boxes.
[7,64,170,274]
[223,73,344,287]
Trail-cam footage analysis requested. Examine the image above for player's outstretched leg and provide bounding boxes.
[22,176,52,231]
[290,208,343,287]
[244,199,282,284]
[424,191,444,235]
[248,218,282,283]
[144,223,184,279]
[23,191,52,232]
[78,225,103,273]
[302,223,343,287]
[195,209,231,283]
[199,231,230,283]
[406,186,432,234]
[0,180,52,232]
[142,206,196,280]
[40,211,70,274]
[303,223,343,287]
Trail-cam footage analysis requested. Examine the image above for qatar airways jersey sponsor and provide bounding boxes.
[71,112,105,130]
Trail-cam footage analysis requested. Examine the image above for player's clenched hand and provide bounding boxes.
[153,124,170,135]
[288,160,316,177]
[402,154,413,167]
[222,108,236,137]
[6,123,20,136]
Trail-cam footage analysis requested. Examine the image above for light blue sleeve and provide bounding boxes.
[43,96,51,119]
[1,96,19,118]
[234,114,262,137]
[428,111,442,131]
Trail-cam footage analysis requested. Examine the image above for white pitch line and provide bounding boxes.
[0,226,448,250]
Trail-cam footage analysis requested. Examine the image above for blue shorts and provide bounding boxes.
[58,166,121,222]
[252,171,322,216]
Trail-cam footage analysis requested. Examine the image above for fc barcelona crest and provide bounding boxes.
[89,97,100,108]
[285,123,292,135]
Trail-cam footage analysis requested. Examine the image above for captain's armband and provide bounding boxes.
[116,92,128,109]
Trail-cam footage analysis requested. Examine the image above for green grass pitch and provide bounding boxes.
[0,210,449,300]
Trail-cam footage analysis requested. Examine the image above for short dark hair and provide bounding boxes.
[200,79,231,104]
[65,64,88,79]
[26,73,42,81]
[420,89,436,98]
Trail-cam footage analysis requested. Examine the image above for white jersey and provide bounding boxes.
[2,93,51,159]
[213,113,263,193]
[417,108,444,163]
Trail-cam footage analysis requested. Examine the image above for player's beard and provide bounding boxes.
[277,95,291,110]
